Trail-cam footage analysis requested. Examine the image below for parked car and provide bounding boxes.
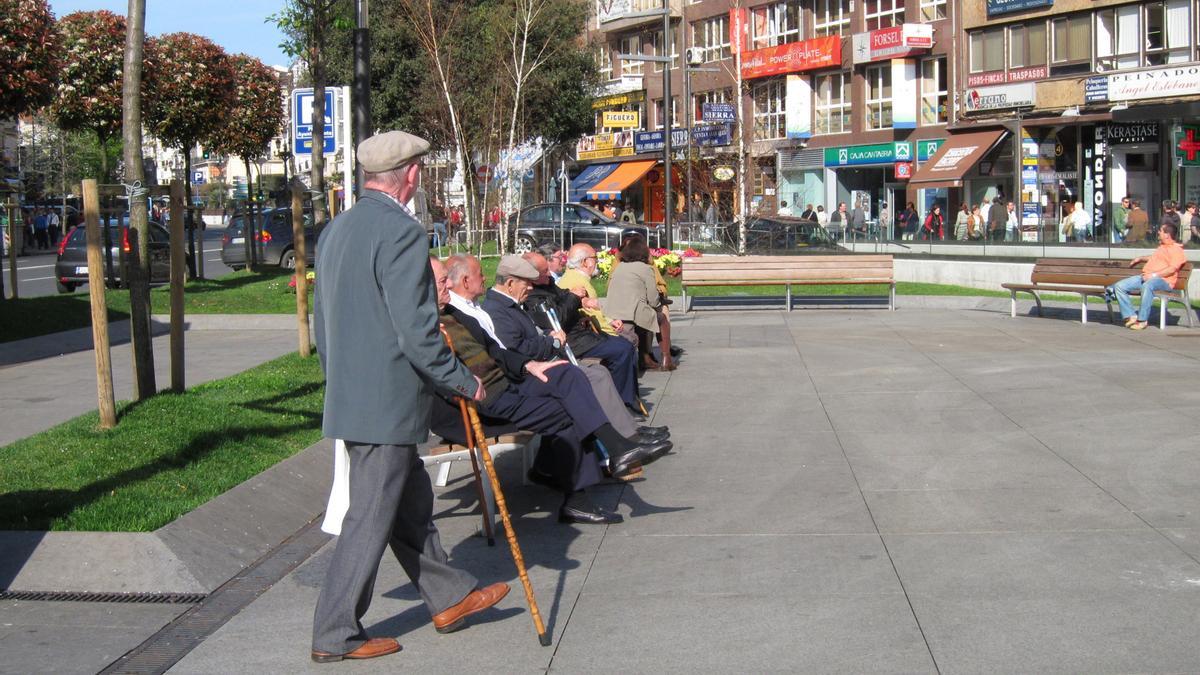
[220,207,319,270]
[54,218,188,293]
[741,216,847,253]
[513,202,659,252]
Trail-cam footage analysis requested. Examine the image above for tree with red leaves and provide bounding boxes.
[0,0,59,119]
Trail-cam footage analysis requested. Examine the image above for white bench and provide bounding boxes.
[423,432,539,537]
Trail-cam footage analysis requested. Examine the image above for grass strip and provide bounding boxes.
[0,352,325,532]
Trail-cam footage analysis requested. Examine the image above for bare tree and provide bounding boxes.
[122,0,154,399]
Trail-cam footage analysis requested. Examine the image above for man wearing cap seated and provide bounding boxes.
[310,131,507,665]
[431,257,670,524]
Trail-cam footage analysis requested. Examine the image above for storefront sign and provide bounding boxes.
[824,141,912,167]
[597,0,632,23]
[893,59,917,130]
[894,162,913,180]
[1174,126,1200,166]
[1100,122,1158,145]
[730,8,745,54]
[987,0,1053,16]
[916,139,945,162]
[962,82,1036,112]
[968,66,1048,87]
[602,111,640,128]
[1090,65,1200,102]
[592,89,645,110]
[576,131,635,161]
[633,125,733,154]
[701,103,736,123]
[713,165,735,181]
[785,75,811,139]
[741,36,841,79]
[851,24,933,65]
[1083,125,1107,236]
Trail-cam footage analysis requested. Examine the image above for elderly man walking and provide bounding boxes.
[310,131,509,663]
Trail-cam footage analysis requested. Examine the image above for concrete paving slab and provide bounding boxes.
[0,532,204,593]
[1102,483,1200,528]
[864,487,1145,534]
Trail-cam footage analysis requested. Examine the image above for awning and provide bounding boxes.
[909,129,1009,189]
[568,163,619,201]
[585,160,656,200]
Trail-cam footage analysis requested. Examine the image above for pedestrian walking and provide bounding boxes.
[310,130,509,664]
[1126,199,1150,243]
[954,203,970,241]
[33,208,49,250]
[1113,196,1130,243]
[900,202,918,240]
[47,209,61,247]
[921,204,944,240]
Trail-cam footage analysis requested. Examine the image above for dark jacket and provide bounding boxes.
[482,288,563,361]
[313,190,475,445]
[988,201,1008,233]
[1126,207,1150,242]
[525,282,605,356]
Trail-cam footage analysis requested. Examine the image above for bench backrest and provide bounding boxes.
[681,255,894,284]
[1031,258,1193,290]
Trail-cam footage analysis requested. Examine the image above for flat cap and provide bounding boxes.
[357,131,430,173]
[496,255,540,281]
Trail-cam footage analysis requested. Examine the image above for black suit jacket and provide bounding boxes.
[525,283,605,356]
[482,289,563,361]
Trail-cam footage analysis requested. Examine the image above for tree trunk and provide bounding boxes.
[184,151,198,279]
[243,155,255,269]
[310,20,328,227]
[291,182,311,357]
[123,0,156,400]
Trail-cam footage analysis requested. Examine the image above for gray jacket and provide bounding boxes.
[314,190,476,445]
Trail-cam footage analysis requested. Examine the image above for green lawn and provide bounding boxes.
[0,352,325,532]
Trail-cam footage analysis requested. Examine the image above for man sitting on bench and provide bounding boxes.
[1109,222,1188,330]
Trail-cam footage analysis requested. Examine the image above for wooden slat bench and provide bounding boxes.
[681,255,896,312]
[1001,258,1195,329]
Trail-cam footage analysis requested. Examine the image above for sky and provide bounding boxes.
[49,0,291,68]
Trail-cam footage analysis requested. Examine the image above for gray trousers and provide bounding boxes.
[579,360,637,437]
[312,442,478,654]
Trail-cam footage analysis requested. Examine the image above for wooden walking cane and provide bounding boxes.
[439,324,552,647]
[456,393,496,546]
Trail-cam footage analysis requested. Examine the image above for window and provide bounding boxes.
[920,57,947,126]
[920,0,946,22]
[749,1,801,49]
[865,64,892,130]
[865,0,906,31]
[1008,21,1047,69]
[1051,13,1091,75]
[654,97,679,129]
[969,27,1004,73]
[693,88,734,123]
[814,71,850,134]
[1145,0,1190,65]
[814,0,850,37]
[596,43,613,79]
[753,79,785,140]
[1097,1,1191,71]
[691,15,731,62]
[619,34,642,76]
[652,27,678,71]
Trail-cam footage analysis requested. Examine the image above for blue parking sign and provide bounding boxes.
[293,88,336,155]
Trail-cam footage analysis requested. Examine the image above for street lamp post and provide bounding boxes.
[683,57,720,243]
[353,0,371,197]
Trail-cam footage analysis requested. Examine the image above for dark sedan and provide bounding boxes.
[54,219,186,293]
[220,207,319,270]
[513,202,658,252]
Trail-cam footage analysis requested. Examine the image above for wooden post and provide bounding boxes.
[292,182,312,357]
[7,201,19,299]
[83,180,117,429]
[328,188,338,218]
[169,181,187,392]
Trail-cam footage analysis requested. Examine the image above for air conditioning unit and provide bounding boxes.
[685,47,705,66]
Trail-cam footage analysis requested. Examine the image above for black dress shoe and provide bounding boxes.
[558,503,623,524]
[609,440,673,476]
[636,425,669,439]
[669,346,684,357]
[629,432,665,445]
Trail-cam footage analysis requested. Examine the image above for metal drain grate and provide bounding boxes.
[0,590,207,604]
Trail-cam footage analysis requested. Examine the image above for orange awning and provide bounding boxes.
[586,160,657,200]
[909,130,1009,189]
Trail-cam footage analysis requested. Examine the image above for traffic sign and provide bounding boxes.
[192,170,206,185]
[292,88,337,156]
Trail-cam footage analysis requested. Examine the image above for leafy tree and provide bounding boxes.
[48,10,127,181]
[0,0,59,119]
[208,53,285,268]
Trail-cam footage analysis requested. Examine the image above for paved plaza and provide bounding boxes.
[4,301,1200,673]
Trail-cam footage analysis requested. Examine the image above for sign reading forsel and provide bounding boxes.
[741,36,841,79]
[962,82,1036,112]
[851,24,933,65]
[1086,65,1200,102]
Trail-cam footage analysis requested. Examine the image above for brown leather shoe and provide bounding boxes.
[311,637,401,663]
[432,582,510,634]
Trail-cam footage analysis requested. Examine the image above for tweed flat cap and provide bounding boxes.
[357,131,430,172]
[496,255,540,281]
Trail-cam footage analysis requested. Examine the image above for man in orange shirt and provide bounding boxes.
[1109,223,1188,330]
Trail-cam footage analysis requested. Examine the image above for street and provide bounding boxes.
[1,225,235,298]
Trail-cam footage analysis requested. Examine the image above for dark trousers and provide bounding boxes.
[578,333,639,408]
[312,442,478,654]
[35,230,48,249]
[480,364,606,492]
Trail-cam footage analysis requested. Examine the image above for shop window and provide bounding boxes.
[920,57,947,126]
[865,0,906,32]
[753,79,786,141]
[814,71,850,134]
[920,0,946,22]
[619,34,642,76]
[1008,21,1047,69]
[1051,14,1092,76]
[652,27,678,72]
[749,1,802,49]
[690,15,731,62]
[969,27,1005,74]
[865,64,892,131]
[813,0,850,37]
[596,43,613,80]
[654,97,679,130]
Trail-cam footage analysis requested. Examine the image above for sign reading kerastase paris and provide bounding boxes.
[740,36,841,79]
